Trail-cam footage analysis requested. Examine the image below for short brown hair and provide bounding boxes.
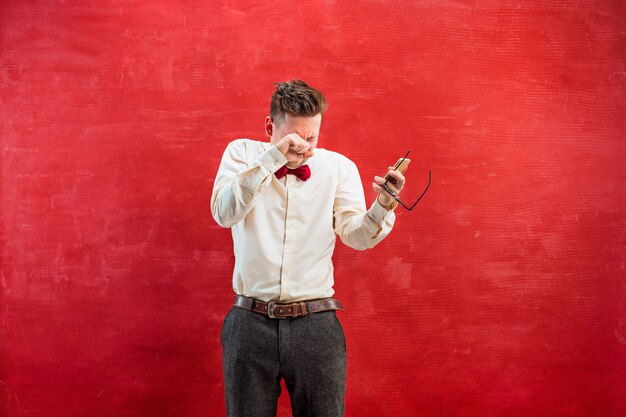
[270,80,328,123]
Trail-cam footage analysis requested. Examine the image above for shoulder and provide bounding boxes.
[315,148,359,178]
[313,148,360,186]
[315,148,357,169]
[226,138,270,152]
[224,139,271,160]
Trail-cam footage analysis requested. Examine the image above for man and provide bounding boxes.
[211,80,406,417]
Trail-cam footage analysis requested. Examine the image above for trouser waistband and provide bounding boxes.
[233,294,344,319]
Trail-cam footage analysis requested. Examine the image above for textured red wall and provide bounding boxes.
[1,1,625,416]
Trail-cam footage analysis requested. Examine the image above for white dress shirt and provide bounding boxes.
[211,139,397,302]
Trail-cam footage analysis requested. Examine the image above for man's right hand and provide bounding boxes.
[275,133,314,167]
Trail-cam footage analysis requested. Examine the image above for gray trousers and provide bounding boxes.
[221,306,347,417]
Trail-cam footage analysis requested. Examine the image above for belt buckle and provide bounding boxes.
[267,301,286,319]
[295,301,308,317]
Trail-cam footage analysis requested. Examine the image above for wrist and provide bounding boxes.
[377,194,395,210]
[274,139,289,157]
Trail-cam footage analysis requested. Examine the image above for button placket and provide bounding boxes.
[280,176,298,300]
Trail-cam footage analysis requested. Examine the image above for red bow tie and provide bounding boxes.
[275,165,311,181]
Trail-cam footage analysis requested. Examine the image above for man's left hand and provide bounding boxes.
[373,167,406,209]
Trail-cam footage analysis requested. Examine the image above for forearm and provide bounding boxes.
[335,198,396,250]
[211,166,268,227]
[211,144,287,228]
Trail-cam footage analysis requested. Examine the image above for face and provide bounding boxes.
[265,113,322,152]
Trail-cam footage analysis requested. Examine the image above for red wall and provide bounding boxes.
[1,1,625,416]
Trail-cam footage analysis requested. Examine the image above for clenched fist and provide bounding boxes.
[275,133,315,168]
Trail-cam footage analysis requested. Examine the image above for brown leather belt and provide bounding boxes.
[233,294,344,319]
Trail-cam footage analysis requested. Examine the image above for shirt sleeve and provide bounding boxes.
[211,140,288,228]
[333,160,397,250]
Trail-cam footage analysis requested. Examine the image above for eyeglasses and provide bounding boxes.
[380,150,432,211]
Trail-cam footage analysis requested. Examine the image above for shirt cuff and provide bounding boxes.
[369,197,396,223]
[257,145,288,174]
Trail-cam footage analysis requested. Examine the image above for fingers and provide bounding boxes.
[373,168,406,198]
[286,133,310,153]
[372,181,391,196]
[374,173,403,190]
[373,176,398,196]
[287,134,315,165]
[289,142,310,154]
[385,169,405,188]
[276,133,310,156]
[276,134,314,164]
[373,175,389,186]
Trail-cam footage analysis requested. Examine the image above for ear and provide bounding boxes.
[264,116,273,137]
